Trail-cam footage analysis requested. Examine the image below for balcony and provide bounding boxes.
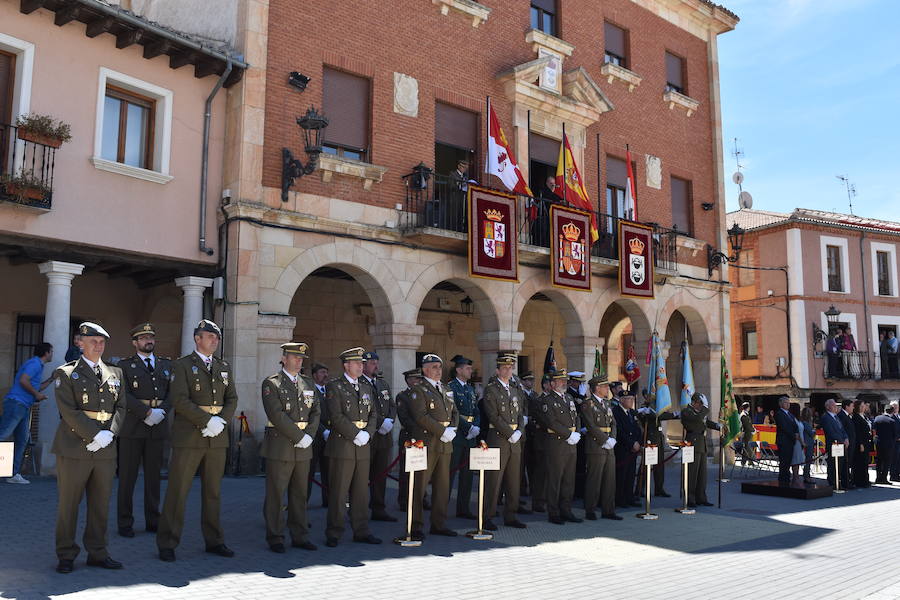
[0,123,56,211]
[824,351,900,381]
[402,171,678,272]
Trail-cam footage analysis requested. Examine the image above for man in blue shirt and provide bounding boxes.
[2,342,53,483]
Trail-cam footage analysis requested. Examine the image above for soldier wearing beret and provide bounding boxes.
[680,392,720,507]
[402,353,460,540]
[53,322,126,573]
[536,368,583,525]
[324,347,380,547]
[396,367,423,509]
[360,351,398,522]
[448,355,480,519]
[157,320,237,562]
[581,376,621,520]
[261,343,321,553]
[480,352,527,531]
[116,322,171,538]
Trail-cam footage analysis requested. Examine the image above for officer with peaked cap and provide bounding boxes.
[157,319,238,561]
[537,368,583,525]
[681,391,720,507]
[116,322,171,538]
[448,354,480,519]
[396,367,424,509]
[360,350,398,522]
[581,375,621,520]
[53,322,126,573]
[261,342,321,553]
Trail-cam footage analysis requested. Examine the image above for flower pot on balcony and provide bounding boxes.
[17,129,63,149]
[4,182,46,201]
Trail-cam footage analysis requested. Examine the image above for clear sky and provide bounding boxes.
[718,0,899,221]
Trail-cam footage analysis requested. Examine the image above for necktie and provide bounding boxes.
[435,382,441,394]
[95,366,102,380]
[205,358,212,372]
[145,358,154,372]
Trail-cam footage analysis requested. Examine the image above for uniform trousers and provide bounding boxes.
[264,458,311,545]
[544,441,576,518]
[325,456,371,540]
[117,436,164,530]
[157,446,226,550]
[584,451,616,515]
[56,456,115,561]
[483,444,520,523]
[412,447,450,532]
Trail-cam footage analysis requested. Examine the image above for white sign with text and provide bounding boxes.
[0,442,12,477]
[831,443,845,458]
[682,445,695,464]
[469,447,501,471]
[405,446,428,472]
[644,446,659,466]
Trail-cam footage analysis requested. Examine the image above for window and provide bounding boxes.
[665,51,685,94]
[606,156,627,231]
[670,175,692,235]
[434,102,478,176]
[877,251,892,296]
[530,0,557,36]
[739,248,756,285]
[101,86,154,169]
[14,315,43,371]
[604,22,628,68]
[322,67,371,162]
[741,322,758,360]
[826,244,843,292]
[528,132,558,195]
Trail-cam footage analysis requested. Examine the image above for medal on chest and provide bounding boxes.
[303,390,314,408]
[82,391,89,404]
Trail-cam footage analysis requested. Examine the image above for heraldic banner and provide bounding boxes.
[468,185,518,282]
[550,205,591,291]
[618,220,654,298]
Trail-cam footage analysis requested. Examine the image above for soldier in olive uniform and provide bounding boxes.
[581,376,621,520]
[396,368,423,508]
[157,320,237,562]
[360,351,398,522]
[402,353,460,540]
[309,363,330,507]
[261,342,320,552]
[448,355,480,519]
[636,394,678,497]
[480,352,527,531]
[537,369,583,524]
[526,374,551,512]
[116,323,171,537]
[324,347,381,547]
[680,392,720,507]
[53,322,126,574]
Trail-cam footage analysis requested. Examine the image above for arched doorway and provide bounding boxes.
[597,300,652,391]
[518,292,568,375]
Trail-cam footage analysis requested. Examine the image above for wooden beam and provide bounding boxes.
[20,0,45,14]
[116,28,143,49]
[53,4,81,27]
[194,60,222,79]
[85,16,114,38]
[142,38,171,59]
[169,51,196,70]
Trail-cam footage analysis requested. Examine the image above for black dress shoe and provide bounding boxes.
[86,557,123,569]
[158,548,176,562]
[429,527,459,537]
[118,527,135,538]
[549,516,565,525]
[56,559,74,574]
[325,538,339,547]
[504,520,527,529]
[371,512,399,522]
[292,541,318,551]
[481,519,498,531]
[563,514,583,523]
[602,513,623,521]
[269,543,286,553]
[655,491,672,498]
[456,512,478,520]
[699,501,715,507]
[584,511,598,520]
[517,506,533,515]
[205,544,235,557]
[407,530,425,541]
[353,534,382,544]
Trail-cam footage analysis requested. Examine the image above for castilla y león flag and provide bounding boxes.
[555,133,598,242]
[487,104,531,196]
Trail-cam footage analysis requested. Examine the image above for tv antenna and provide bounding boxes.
[731,138,752,209]
[836,175,856,215]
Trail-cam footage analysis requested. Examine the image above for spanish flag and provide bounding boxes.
[555,133,598,242]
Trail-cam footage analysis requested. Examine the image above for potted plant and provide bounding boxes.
[15,113,72,148]
[2,169,50,202]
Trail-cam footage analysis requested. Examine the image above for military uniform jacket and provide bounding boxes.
[448,378,479,446]
[580,396,617,454]
[118,354,172,439]
[324,375,377,460]
[407,380,459,454]
[680,404,719,454]
[168,353,238,448]
[314,384,328,436]
[481,380,526,454]
[261,371,321,461]
[536,391,581,454]
[52,358,126,460]
[740,412,754,444]
[612,402,642,458]
[637,408,676,445]
[396,388,414,443]
[361,374,395,450]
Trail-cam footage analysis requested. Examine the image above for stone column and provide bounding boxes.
[38,260,85,474]
[254,313,297,433]
[561,335,605,375]
[174,276,214,357]
[477,330,525,379]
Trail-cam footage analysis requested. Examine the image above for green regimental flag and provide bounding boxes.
[593,345,605,379]
[720,350,741,445]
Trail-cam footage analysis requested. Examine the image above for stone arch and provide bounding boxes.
[656,295,713,345]
[593,297,653,343]
[406,259,501,333]
[512,272,586,337]
[596,298,654,383]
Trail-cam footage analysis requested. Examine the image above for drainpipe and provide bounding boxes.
[199,58,233,256]
[859,231,872,370]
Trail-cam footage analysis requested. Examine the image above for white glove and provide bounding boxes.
[466,425,481,440]
[201,426,214,437]
[323,429,331,441]
[637,407,651,415]
[143,408,166,426]
[295,433,314,449]
[378,417,394,435]
[94,429,114,449]
[85,440,102,452]
[353,430,370,446]
[440,427,457,443]
[566,431,582,445]
[509,430,522,444]
[603,437,617,450]
[522,416,530,426]
[206,416,226,437]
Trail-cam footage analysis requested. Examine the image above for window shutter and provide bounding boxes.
[670,176,692,234]
[529,132,559,166]
[435,102,478,152]
[322,67,370,151]
[606,156,627,188]
[531,0,556,13]
[665,52,684,89]
[604,23,627,59]
[0,51,14,124]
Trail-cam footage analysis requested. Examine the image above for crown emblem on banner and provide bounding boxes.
[484,209,503,222]
[562,222,581,241]
[629,237,645,254]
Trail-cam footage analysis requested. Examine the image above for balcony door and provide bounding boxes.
[0,50,14,176]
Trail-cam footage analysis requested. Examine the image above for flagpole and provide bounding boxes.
[485,96,490,177]
[561,122,567,207]
[596,132,602,231]
[625,143,631,221]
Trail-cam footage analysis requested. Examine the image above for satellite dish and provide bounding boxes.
[732,171,744,185]
[738,191,753,209]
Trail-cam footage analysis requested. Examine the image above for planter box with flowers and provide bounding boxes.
[15,113,72,149]
[1,169,52,208]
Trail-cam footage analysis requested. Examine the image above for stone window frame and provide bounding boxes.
[432,0,491,28]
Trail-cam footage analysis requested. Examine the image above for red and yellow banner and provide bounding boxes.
[468,185,518,282]
[550,205,591,291]
[555,133,598,242]
[618,221,654,298]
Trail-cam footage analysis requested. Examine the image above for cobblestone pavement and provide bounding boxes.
[3,463,900,600]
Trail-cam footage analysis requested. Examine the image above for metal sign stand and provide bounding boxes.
[466,467,493,541]
[675,443,695,515]
[395,446,425,547]
[636,444,659,520]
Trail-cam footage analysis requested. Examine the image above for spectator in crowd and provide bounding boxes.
[837,399,856,489]
[891,401,900,483]
[799,407,816,484]
[1,342,53,484]
[873,404,896,484]
[752,404,766,425]
[826,330,843,378]
[764,409,776,426]
[787,403,806,485]
[841,327,858,377]
[738,402,755,464]
[821,399,849,489]
[612,394,641,508]
[852,400,873,488]
[64,334,82,363]
[884,330,899,378]
[773,397,799,485]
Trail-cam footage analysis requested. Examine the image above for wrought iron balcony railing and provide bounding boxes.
[0,123,56,210]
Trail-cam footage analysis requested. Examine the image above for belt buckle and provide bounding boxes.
[97,410,111,423]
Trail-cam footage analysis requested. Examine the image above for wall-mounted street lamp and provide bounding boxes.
[811,305,842,348]
[281,106,329,202]
[460,295,474,316]
[707,223,745,276]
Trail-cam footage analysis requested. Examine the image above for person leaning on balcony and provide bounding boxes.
[840,327,858,377]
[826,330,844,378]
[884,330,899,378]
[448,159,471,231]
